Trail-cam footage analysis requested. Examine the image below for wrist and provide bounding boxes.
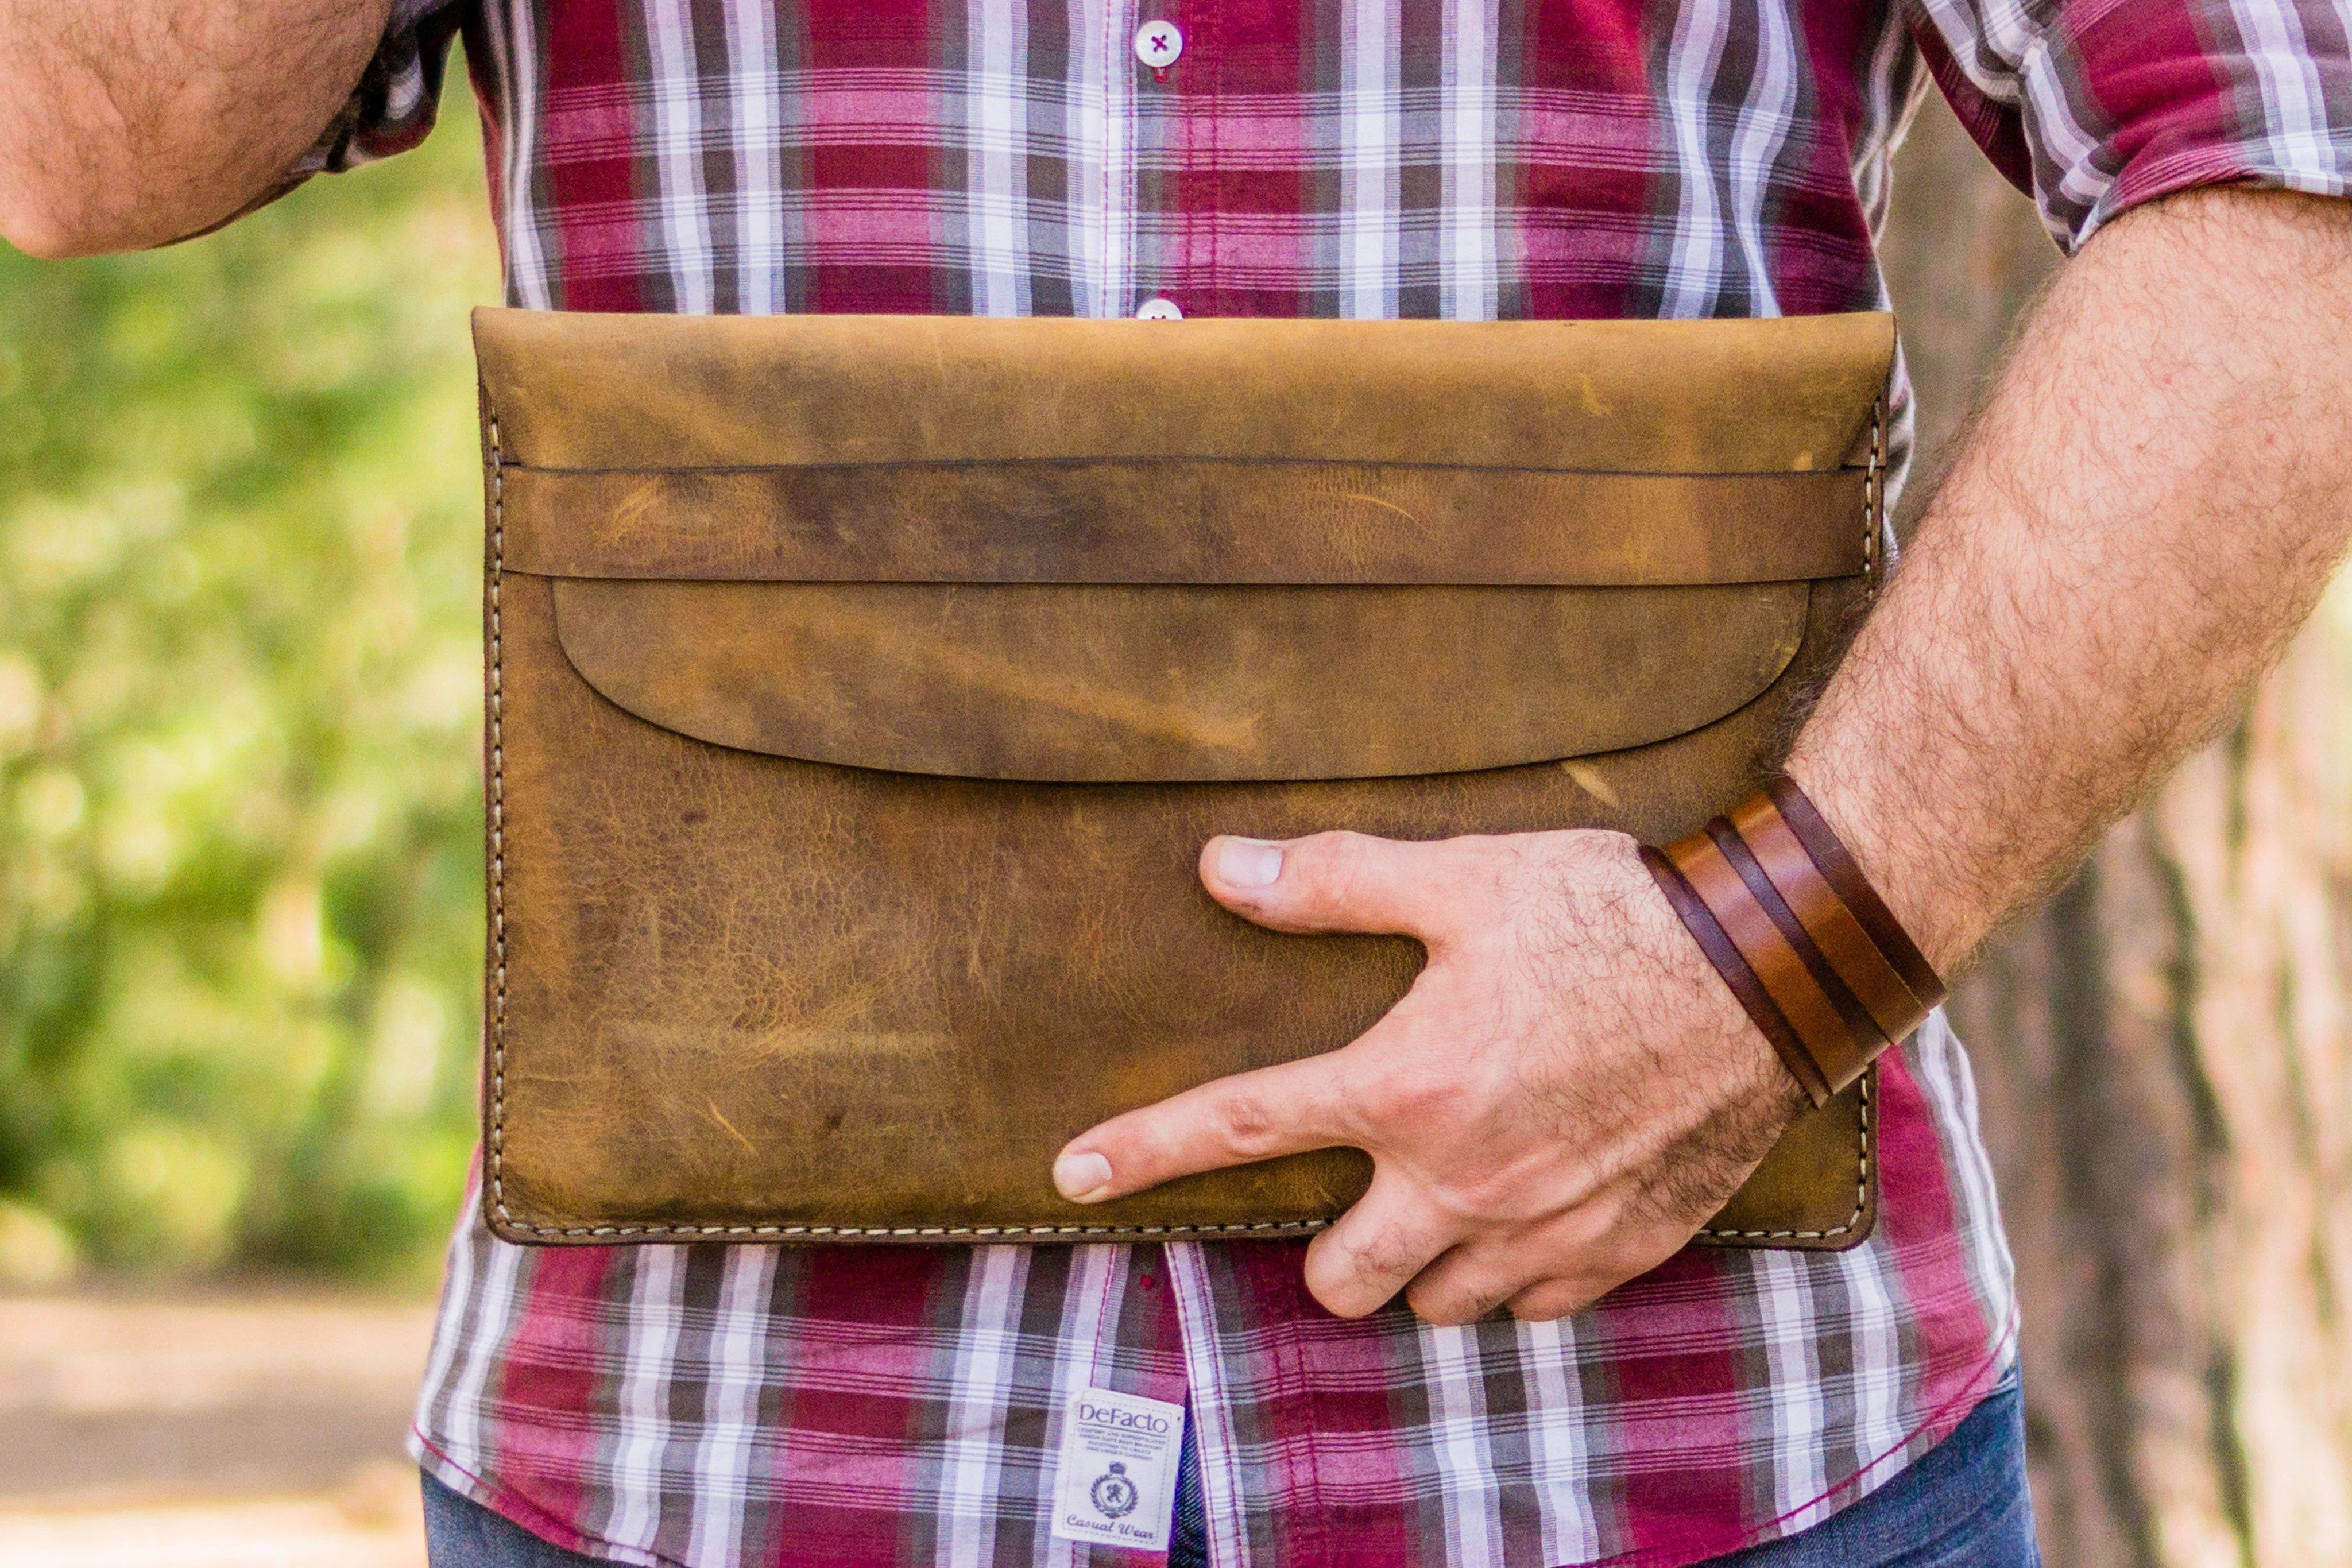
[1612,836,1814,1128]
[1777,758,1978,977]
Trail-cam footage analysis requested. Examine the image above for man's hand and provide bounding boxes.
[1054,828,1805,1323]
[0,0,392,257]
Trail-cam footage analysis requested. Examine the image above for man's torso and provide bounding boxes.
[409,5,2018,1564]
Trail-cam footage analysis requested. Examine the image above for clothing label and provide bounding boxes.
[1049,1387,1186,1552]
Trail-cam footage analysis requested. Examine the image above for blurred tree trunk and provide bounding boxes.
[1882,97,2352,1568]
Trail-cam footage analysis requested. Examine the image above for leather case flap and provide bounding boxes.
[473,309,1891,471]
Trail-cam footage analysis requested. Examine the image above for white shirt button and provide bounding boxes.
[1134,296,1184,320]
[1133,20,1184,69]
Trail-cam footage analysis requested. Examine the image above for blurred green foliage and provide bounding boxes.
[0,82,498,1282]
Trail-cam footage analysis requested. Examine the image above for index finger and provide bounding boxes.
[1052,1051,1366,1203]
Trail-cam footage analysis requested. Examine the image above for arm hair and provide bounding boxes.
[1788,188,2352,972]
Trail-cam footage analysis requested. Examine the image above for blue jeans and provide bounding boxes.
[423,1370,2034,1567]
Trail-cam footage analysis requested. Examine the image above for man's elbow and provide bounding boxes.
[1,196,222,260]
[0,154,240,258]
[1,198,107,260]
[0,159,134,258]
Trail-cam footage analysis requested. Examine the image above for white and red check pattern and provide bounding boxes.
[303,1,2352,1562]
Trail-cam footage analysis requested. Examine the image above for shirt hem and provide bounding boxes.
[410,1427,682,1568]
[1577,1309,2022,1568]
[409,1309,2021,1568]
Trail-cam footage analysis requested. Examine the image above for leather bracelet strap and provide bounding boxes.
[1670,830,1874,1102]
[1643,780,1946,1105]
[1765,777,1946,1013]
[1728,794,1928,1042]
[1705,819,1887,1092]
[1639,845,1835,1106]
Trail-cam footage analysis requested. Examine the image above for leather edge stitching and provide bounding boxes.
[1862,395,1884,591]
[1690,1066,1871,1241]
[487,399,518,1237]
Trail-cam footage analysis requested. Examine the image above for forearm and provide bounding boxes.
[1788,188,2352,975]
[0,0,391,257]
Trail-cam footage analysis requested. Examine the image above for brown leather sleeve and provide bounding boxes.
[474,309,1895,1252]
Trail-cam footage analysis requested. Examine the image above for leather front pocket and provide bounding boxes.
[475,309,1889,1250]
[550,579,1812,781]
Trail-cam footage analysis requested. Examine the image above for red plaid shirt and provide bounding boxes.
[311,1,2352,1562]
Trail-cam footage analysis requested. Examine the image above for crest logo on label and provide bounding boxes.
[1089,1462,1140,1520]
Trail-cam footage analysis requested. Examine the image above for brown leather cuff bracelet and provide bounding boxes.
[1643,777,1945,1108]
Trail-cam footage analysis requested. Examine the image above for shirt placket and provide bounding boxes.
[1163,1242,1256,1568]
[1071,0,1138,316]
[1086,7,1248,1548]
[1129,3,1189,316]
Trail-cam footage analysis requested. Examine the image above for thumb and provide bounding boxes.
[1200,830,1484,942]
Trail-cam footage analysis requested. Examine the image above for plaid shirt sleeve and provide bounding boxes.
[257,0,465,211]
[160,0,462,244]
[1909,0,2352,249]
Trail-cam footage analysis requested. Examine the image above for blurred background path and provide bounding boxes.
[0,1287,434,1566]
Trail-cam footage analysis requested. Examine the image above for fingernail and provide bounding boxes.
[1053,1151,1115,1202]
[1216,837,1284,888]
